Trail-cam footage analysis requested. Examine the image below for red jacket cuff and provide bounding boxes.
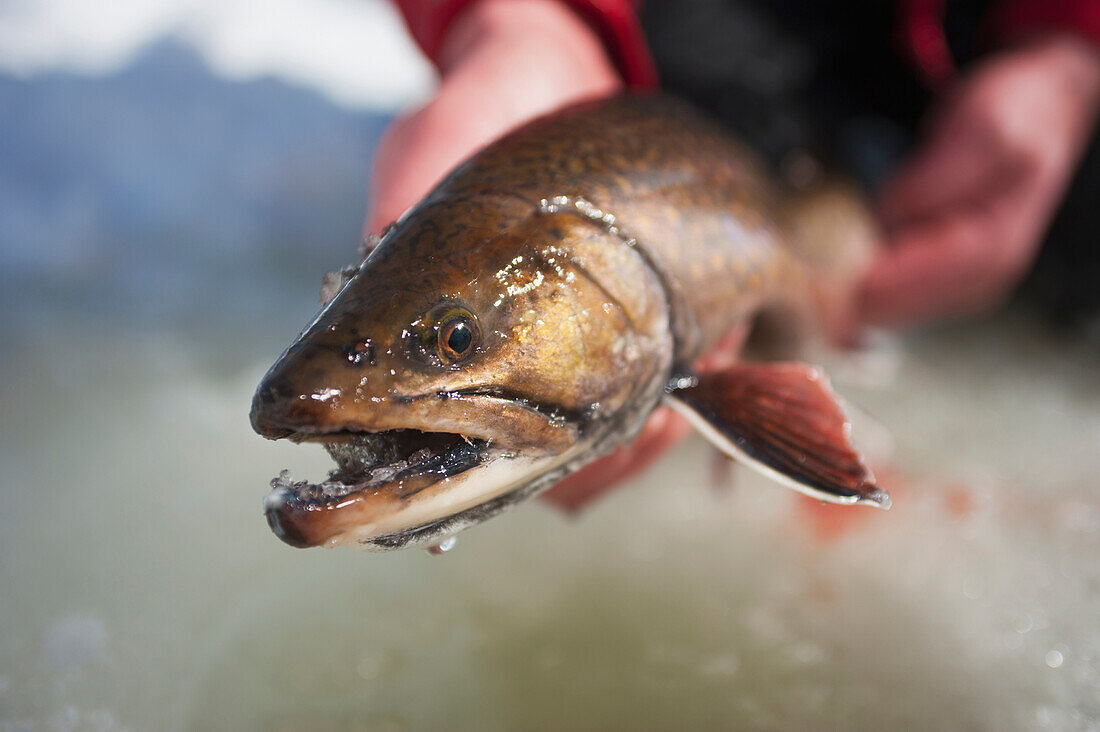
[984,0,1100,50]
[392,0,658,89]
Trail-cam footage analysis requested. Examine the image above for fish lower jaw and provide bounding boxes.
[263,427,494,544]
[264,447,580,552]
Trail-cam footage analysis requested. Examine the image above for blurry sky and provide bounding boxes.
[0,0,434,110]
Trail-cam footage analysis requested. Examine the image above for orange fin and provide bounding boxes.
[665,363,890,508]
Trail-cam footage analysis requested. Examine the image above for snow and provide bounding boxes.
[1,309,1098,729]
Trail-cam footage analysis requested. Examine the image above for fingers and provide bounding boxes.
[861,210,1009,326]
[365,0,622,235]
[862,42,1093,328]
[365,112,450,234]
[862,165,1052,327]
[693,323,749,371]
[366,83,513,234]
[876,111,1003,231]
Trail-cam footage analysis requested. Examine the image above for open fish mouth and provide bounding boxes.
[252,386,583,550]
[264,429,497,549]
[287,429,490,505]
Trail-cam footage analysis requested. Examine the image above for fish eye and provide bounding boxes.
[437,310,480,363]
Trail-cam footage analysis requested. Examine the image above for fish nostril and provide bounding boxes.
[250,364,311,437]
[345,338,375,367]
[251,333,368,439]
[251,384,289,438]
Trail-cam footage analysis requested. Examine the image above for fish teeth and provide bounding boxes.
[270,433,478,509]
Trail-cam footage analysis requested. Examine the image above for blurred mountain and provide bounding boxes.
[0,39,391,331]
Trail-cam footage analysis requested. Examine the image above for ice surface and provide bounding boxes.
[1,309,1099,730]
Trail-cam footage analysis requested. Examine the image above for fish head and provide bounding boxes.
[250,197,671,550]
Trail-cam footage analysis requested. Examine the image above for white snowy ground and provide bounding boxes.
[0,309,1097,730]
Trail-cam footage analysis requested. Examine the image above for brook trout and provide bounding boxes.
[250,95,889,552]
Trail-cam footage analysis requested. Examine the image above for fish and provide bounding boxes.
[249,94,890,552]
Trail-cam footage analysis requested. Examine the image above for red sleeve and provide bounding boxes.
[983,0,1100,50]
[896,0,956,88]
[392,0,658,89]
[896,0,1100,89]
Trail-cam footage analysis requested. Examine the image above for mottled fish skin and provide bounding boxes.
[426,94,811,359]
[250,94,869,550]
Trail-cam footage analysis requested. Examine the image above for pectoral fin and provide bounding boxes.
[665,363,890,508]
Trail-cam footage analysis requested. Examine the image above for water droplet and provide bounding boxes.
[427,537,457,555]
[1044,649,1063,668]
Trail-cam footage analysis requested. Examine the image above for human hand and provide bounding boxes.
[859,34,1100,327]
[366,0,622,233]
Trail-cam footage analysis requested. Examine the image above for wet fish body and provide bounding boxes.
[250,95,887,551]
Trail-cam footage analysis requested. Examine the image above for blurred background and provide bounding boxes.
[1,0,1099,729]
